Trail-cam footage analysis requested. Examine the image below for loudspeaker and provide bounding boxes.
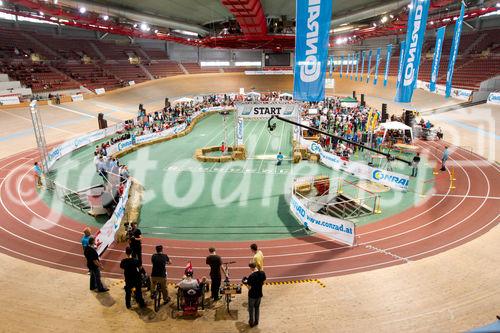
[353,91,356,99]
[381,103,388,122]
[404,110,415,126]
[360,94,365,107]
[97,113,107,129]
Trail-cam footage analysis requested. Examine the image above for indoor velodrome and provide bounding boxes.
[0,1,499,332]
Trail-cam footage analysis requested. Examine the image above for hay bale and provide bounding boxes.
[295,183,312,195]
[309,154,319,163]
[220,155,232,163]
[293,152,302,164]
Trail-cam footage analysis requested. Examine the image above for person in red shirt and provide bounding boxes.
[220,142,225,155]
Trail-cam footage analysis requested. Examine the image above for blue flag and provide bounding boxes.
[350,53,354,80]
[395,0,430,103]
[355,52,360,81]
[445,2,465,98]
[328,56,333,78]
[396,41,405,88]
[346,53,350,79]
[373,48,381,85]
[293,0,332,102]
[360,51,365,81]
[340,55,344,78]
[384,44,392,87]
[430,26,446,92]
[366,49,373,83]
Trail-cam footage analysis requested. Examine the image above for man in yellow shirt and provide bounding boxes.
[250,243,264,271]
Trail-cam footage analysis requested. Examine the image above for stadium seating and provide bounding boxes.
[143,61,184,78]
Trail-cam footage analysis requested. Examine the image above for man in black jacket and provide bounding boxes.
[84,237,108,292]
[244,262,266,328]
[120,247,146,309]
[151,245,172,304]
[205,247,223,301]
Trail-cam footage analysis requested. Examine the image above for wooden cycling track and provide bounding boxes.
[0,139,498,282]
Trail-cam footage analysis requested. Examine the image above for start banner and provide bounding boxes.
[236,103,299,118]
[290,193,355,246]
[293,0,332,102]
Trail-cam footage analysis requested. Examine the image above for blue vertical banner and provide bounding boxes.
[384,44,392,87]
[293,0,333,102]
[396,41,405,88]
[346,53,350,79]
[340,55,344,78]
[360,51,365,81]
[395,0,430,103]
[350,53,354,80]
[430,26,446,92]
[355,52,360,81]
[366,49,373,83]
[445,2,465,98]
[328,56,333,78]
[373,48,381,85]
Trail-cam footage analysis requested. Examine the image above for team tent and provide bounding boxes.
[340,97,358,108]
[375,121,414,143]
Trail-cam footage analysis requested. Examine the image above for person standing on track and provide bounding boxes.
[81,227,92,251]
[441,146,450,171]
[220,141,226,155]
[250,243,264,271]
[129,222,143,266]
[151,245,172,304]
[411,152,421,177]
[276,151,284,166]
[84,237,108,292]
[206,247,223,301]
[120,247,146,309]
[33,162,43,188]
[243,262,266,328]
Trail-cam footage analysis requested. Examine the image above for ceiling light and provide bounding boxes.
[103,15,109,21]
[140,23,148,30]
[389,14,394,19]
[133,23,138,28]
[154,29,158,33]
[373,22,377,27]
[39,11,44,16]
[381,16,388,23]
[339,23,349,26]
[481,7,486,11]
[430,21,434,25]
[79,7,86,14]
[172,29,198,37]
[496,3,500,8]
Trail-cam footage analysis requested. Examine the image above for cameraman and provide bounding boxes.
[242,262,266,328]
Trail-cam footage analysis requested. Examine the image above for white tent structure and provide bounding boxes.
[279,92,293,98]
[376,121,413,142]
[245,91,261,96]
[173,97,194,104]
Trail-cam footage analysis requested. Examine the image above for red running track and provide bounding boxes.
[0,140,498,281]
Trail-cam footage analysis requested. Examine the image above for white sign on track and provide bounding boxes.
[236,103,299,119]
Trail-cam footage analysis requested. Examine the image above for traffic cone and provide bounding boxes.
[450,166,456,181]
[374,196,382,214]
[432,161,439,175]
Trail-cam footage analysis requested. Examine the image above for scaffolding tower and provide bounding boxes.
[29,100,49,172]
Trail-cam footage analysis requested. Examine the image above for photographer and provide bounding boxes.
[242,262,266,328]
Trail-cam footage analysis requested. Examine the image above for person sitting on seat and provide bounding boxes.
[178,270,199,291]
[276,151,284,166]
